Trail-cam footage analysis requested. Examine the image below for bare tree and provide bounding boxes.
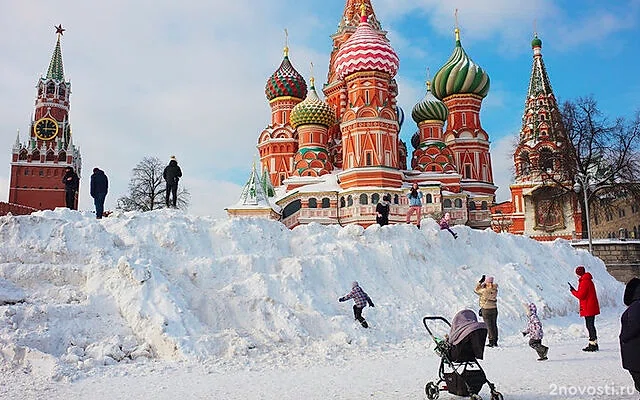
[117,156,190,212]
[554,96,640,237]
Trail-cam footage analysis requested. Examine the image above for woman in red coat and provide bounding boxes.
[570,265,600,351]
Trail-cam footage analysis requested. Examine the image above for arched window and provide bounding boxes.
[46,151,55,162]
[481,201,488,210]
[393,194,399,205]
[444,199,452,208]
[321,198,330,208]
[468,201,476,210]
[425,194,433,203]
[347,195,353,207]
[340,197,346,208]
[519,152,531,175]
[282,200,302,218]
[46,82,55,95]
[19,149,28,160]
[371,193,380,204]
[359,194,368,205]
[58,151,66,162]
[539,148,554,172]
[308,198,317,208]
[454,198,463,208]
[58,84,66,98]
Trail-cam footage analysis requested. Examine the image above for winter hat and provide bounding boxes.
[575,265,586,276]
[93,167,100,173]
[528,303,537,316]
[170,155,177,161]
[485,276,494,284]
[444,212,451,220]
[623,277,640,306]
[352,281,359,288]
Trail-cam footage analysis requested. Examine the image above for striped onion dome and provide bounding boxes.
[265,49,307,101]
[432,29,490,100]
[412,81,448,123]
[334,13,399,80]
[290,79,336,128]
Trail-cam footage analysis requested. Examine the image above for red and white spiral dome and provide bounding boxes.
[334,15,399,80]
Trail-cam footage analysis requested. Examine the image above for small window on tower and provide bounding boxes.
[462,113,467,126]
[365,90,370,105]
[24,169,29,176]
[39,170,44,176]
[465,165,472,179]
[365,152,372,166]
[46,82,55,95]
[59,84,66,98]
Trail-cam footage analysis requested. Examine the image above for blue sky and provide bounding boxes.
[0,0,638,217]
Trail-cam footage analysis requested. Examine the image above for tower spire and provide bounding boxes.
[46,25,65,81]
[454,9,461,42]
[284,28,289,57]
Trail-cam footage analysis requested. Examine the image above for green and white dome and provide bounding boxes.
[412,81,449,123]
[432,29,490,100]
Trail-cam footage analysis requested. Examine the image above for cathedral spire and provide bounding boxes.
[46,25,65,81]
[338,0,381,32]
[527,34,553,99]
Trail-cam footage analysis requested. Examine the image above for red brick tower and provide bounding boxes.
[432,24,495,197]
[9,25,82,210]
[332,4,403,189]
[258,38,307,187]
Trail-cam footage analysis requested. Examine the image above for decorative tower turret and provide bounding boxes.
[258,33,307,187]
[290,75,336,177]
[332,4,402,189]
[507,33,580,239]
[8,25,82,210]
[411,80,455,173]
[432,16,495,197]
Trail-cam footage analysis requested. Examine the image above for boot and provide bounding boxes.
[537,345,548,360]
[360,320,369,328]
[582,340,598,352]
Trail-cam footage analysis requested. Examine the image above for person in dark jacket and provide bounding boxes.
[620,277,640,392]
[163,156,182,208]
[339,281,375,328]
[90,168,109,219]
[61,166,80,210]
[376,194,391,226]
[570,265,600,351]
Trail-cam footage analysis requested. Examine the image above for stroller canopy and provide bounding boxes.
[448,309,487,346]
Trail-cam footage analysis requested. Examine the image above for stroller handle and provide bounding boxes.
[422,316,451,338]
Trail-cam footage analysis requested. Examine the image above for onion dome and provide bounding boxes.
[265,47,307,101]
[412,81,449,123]
[290,78,336,128]
[396,106,405,130]
[411,132,420,150]
[432,28,490,100]
[531,34,542,48]
[334,6,399,80]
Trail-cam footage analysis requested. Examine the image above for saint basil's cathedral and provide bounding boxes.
[227,0,498,230]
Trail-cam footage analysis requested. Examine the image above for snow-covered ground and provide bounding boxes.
[0,209,636,399]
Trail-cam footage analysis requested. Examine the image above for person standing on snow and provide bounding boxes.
[439,212,458,239]
[569,265,600,351]
[522,302,548,361]
[620,277,640,392]
[90,167,109,219]
[339,281,375,328]
[61,166,80,210]
[376,194,391,226]
[163,156,182,208]
[405,182,423,228]
[475,275,499,347]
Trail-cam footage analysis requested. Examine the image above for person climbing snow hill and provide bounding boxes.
[339,281,375,328]
[522,302,549,361]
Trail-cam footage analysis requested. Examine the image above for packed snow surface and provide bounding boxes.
[0,209,635,399]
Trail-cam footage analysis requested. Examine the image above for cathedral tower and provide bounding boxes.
[258,40,307,187]
[9,25,82,210]
[507,34,580,239]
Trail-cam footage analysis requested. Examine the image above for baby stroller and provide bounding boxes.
[423,310,503,400]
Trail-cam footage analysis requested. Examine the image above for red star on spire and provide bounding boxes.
[55,24,65,36]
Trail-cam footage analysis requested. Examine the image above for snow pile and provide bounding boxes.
[0,209,624,381]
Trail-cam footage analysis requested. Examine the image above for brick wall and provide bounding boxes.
[572,241,640,283]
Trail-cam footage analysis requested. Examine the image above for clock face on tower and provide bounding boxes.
[34,118,59,140]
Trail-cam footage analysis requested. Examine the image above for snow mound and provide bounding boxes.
[0,209,624,380]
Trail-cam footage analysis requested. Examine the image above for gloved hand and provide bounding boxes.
[568,282,575,291]
[522,331,527,337]
[479,275,486,284]
[338,297,346,302]
[368,300,375,307]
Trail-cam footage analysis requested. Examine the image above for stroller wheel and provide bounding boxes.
[490,391,504,400]
[424,382,439,399]
[470,394,483,400]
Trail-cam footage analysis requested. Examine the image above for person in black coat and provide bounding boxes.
[163,156,182,208]
[620,277,640,392]
[376,194,391,226]
[61,166,80,210]
[90,168,109,219]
